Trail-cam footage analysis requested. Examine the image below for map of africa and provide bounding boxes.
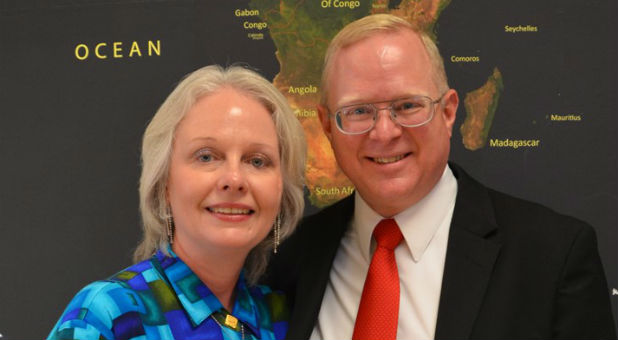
[248,0,503,207]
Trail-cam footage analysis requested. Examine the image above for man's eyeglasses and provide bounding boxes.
[329,93,446,135]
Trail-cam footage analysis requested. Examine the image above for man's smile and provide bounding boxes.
[368,152,412,164]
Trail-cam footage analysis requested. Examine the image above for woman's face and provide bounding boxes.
[167,87,282,257]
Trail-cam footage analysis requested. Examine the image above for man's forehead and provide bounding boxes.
[340,29,424,56]
[332,31,431,76]
[329,31,436,107]
[376,43,406,70]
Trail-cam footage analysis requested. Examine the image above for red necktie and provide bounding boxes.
[353,218,403,340]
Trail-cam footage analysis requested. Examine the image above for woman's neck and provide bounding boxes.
[172,240,248,311]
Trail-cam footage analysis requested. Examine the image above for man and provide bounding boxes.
[267,14,616,339]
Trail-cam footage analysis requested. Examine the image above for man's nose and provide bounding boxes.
[368,107,402,141]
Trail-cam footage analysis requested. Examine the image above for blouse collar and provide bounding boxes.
[154,248,262,337]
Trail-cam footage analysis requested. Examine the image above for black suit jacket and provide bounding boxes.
[267,163,616,339]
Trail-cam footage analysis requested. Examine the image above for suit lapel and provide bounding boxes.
[435,164,502,339]
[287,196,355,339]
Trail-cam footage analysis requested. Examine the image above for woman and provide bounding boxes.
[48,65,306,340]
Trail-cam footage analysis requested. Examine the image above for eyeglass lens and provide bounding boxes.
[336,96,434,133]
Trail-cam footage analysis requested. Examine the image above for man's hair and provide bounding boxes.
[135,64,306,285]
[320,13,450,106]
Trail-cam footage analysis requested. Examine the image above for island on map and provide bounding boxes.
[460,67,504,151]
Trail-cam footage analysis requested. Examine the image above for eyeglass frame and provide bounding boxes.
[327,91,448,135]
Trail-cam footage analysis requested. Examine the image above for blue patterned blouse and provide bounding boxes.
[48,248,288,340]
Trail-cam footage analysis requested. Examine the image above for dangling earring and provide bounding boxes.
[166,205,175,245]
[273,214,281,254]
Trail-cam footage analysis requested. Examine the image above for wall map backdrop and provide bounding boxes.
[1,0,616,338]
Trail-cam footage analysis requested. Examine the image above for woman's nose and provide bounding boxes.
[218,162,247,193]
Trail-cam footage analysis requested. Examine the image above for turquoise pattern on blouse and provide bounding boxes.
[48,248,288,340]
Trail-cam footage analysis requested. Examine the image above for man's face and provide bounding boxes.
[318,29,458,217]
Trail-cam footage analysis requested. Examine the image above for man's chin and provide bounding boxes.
[361,183,420,216]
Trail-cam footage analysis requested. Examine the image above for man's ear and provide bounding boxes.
[317,104,333,142]
[441,89,459,138]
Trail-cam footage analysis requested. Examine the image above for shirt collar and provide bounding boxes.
[352,165,458,262]
[154,248,262,337]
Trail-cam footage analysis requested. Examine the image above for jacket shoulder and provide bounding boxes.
[487,187,593,239]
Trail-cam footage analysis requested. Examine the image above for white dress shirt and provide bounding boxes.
[310,166,458,340]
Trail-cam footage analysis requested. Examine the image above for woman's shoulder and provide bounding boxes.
[105,256,159,283]
[62,256,157,312]
[74,257,161,310]
[48,257,160,340]
[48,279,132,340]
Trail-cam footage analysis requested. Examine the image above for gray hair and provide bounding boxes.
[134,65,306,285]
[320,13,449,106]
